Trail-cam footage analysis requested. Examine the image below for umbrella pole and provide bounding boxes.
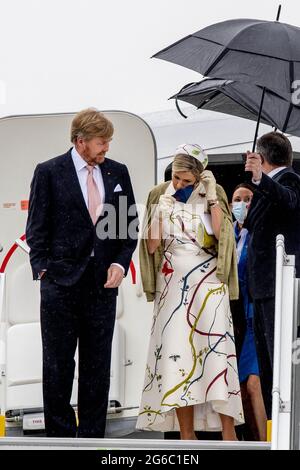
[276,5,282,21]
[251,4,281,151]
[252,87,266,152]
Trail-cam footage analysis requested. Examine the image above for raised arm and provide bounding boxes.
[200,170,223,239]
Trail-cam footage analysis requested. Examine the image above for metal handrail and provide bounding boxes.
[271,234,285,450]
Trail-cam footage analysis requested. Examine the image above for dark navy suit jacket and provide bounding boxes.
[26,149,138,292]
[245,168,300,300]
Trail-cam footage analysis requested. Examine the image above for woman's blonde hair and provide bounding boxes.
[172,153,204,183]
[71,108,114,143]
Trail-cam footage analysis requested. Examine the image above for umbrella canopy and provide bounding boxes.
[171,78,300,138]
[153,18,300,96]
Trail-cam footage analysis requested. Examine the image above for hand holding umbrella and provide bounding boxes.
[245,152,263,182]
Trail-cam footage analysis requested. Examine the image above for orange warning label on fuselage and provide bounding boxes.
[21,200,29,211]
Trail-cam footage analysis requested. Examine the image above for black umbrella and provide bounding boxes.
[170,78,300,138]
[153,6,300,149]
[153,14,300,96]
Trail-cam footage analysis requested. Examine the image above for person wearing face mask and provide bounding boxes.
[231,183,267,441]
[137,144,244,440]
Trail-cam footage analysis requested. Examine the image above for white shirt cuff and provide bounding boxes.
[111,263,125,275]
[252,178,261,185]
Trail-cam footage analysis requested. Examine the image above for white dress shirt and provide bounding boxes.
[267,166,287,179]
[252,166,287,185]
[71,147,124,274]
[71,147,105,206]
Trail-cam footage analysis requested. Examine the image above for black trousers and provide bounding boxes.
[253,297,275,420]
[40,260,116,438]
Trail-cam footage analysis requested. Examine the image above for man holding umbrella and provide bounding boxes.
[245,131,300,419]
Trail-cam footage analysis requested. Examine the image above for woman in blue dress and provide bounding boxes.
[231,183,267,441]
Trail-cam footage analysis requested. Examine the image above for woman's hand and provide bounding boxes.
[147,195,175,255]
[158,194,176,215]
[200,170,217,201]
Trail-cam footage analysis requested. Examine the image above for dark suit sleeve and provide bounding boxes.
[112,165,138,276]
[255,172,300,211]
[26,164,51,279]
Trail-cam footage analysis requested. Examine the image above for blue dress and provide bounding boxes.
[234,222,259,383]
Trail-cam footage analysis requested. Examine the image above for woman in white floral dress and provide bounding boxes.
[137,144,244,440]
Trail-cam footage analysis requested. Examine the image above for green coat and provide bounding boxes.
[139,181,239,301]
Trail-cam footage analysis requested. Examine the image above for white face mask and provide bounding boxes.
[232,201,248,224]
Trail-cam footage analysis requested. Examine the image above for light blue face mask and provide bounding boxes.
[232,201,248,224]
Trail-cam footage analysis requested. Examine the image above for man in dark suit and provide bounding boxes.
[245,132,300,419]
[26,108,138,437]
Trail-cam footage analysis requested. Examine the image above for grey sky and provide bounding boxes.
[0,0,299,116]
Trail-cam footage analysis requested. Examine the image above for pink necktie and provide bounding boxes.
[86,165,101,224]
